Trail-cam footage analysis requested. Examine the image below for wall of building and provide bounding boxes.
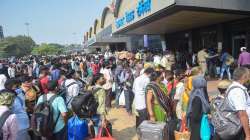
[176,0,250,11]
[114,0,175,32]
[103,10,115,28]
[95,20,101,34]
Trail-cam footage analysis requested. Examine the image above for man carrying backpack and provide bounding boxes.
[226,67,250,140]
[64,70,79,109]
[4,78,30,140]
[35,80,68,140]
[0,89,19,140]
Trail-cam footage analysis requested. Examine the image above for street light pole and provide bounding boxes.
[25,22,30,37]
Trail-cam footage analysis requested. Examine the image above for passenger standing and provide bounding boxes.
[133,67,154,127]
[51,64,61,81]
[227,67,250,140]
[64,70,80,109]
[114,60,123,108]
[36,81,68,140]
[0,91,19,140]
[119,62,134,115]
[39,67,50,94]
[198,48,209,76]
[7,64,15,78]
[146,71,171,122]
[92,73,107,135]
[4,78,30,140]
[101,62,113,109]
[220,51,232,80]
[238,47,250,68]
[187,76,210,140]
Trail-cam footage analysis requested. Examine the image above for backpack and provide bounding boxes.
[31,95,60,138]
[211,86,248,139]
[58,81,77,105]
[225,54,234,66]
[70,88,100,118]
[0,110,12,140]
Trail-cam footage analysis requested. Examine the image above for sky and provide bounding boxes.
[0,0,111,44]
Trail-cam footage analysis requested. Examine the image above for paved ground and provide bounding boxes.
[106,80,220,140]
[107,108,137,140]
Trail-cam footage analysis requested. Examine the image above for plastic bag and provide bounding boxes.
[68,116,88,140]
[200,114,211,140]
[119,90,125,106]
[111,83,116,92]
[91,127,115,140]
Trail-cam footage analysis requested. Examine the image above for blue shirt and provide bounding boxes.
[51,69,60,81]
[12,89,29,131]
[37,93,68,133]
[220,52,228,66]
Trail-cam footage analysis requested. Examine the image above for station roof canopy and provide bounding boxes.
[114,0,250,35]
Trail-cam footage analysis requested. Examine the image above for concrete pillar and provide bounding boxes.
[188,31,193,54]
[160,35,166,52]
[126,37,133,51]
[217,24,223,53]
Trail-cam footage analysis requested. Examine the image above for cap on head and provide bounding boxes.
[217,80,232,89]
[241,47,247,52]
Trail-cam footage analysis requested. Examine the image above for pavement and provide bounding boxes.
[106,80,220,140]
[107,108,137,140]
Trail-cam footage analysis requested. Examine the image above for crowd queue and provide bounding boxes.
[0,46,249,140]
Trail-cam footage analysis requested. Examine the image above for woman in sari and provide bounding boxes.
[146,71,173,122]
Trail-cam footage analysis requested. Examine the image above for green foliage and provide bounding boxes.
[31,43,64,55]
[0,35,35,57]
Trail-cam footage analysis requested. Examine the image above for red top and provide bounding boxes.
[167,80,178,94]
[91,63,99,75]
[39,76,49,94]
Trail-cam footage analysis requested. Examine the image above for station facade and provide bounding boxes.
[84,0,250,57]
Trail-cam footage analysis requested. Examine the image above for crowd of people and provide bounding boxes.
[0,46,249,140]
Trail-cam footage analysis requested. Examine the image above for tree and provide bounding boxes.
[31,43,64,56]
[0,35,35,57]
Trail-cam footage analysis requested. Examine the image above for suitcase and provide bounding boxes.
[137,121,167,140]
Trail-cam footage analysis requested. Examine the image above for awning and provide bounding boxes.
[114,6,250,35]
[87,35,129,47]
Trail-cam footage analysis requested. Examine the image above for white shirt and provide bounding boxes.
[228,81,250,125]
[133,74,150,110]
[174,82,185,119]
[101,68,113,90]
[153,55,161,65]
[8,67,15,78]
[65,79,80,109]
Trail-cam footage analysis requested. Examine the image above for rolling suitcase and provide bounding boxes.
[137,120,167,140]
